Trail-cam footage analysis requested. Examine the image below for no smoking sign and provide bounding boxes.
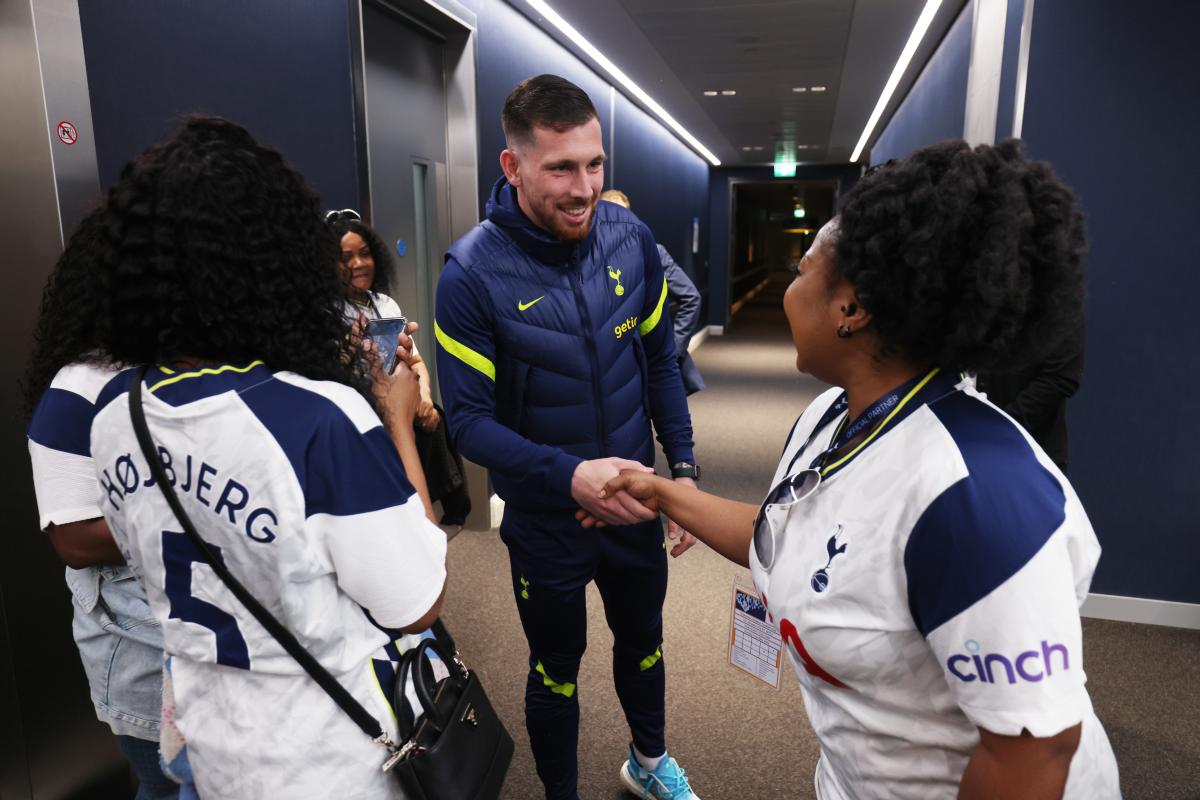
[56,120,78,146]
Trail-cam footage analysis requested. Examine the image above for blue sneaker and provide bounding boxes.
[619,744,700,799]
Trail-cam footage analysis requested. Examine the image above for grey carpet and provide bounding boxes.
[441,272,1200,799]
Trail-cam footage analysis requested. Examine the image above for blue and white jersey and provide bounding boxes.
[27,361,165,740]
[750,377,1119,800]
[89,362,447,800]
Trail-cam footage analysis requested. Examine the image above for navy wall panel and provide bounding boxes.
[78,0,360,209]
[869,0,973,165]
[610,92,708,285]
[1021,0,1200,603]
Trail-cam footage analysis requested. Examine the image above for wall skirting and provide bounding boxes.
[1082,593,1200,630]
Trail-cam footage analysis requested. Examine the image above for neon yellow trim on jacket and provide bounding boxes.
[435,320,496,381]
[535,660,576,698]
[148,361,265,394]
[639,647,662,671]
[638,278,669,336]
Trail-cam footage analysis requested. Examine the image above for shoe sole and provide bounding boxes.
[620,761,649,797]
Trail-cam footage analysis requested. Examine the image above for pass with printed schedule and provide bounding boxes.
[728,583,783,689]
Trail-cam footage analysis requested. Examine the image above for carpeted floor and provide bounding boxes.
[440,271,1200,799]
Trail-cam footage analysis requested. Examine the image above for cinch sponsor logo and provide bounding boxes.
[614,315,639,339]
[947,639,1070,684]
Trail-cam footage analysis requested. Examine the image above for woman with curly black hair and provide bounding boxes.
[25,205,179,800]
[601,140,1120,799]
[68,116,447,799]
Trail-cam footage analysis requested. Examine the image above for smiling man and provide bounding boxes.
[434,75,700,800]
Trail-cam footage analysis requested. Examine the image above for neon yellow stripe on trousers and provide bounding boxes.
[535,661,576,698]
[639,647,662,671]
[435,320,496,381]
[638,278,669,336]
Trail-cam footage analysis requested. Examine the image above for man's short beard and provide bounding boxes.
[534,202,595,242]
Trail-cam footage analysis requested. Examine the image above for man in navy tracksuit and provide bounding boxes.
[435,75,701,800]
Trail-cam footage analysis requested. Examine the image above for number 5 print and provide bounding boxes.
[161,530,250,669]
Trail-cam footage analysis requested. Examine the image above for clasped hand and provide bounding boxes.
[571,462,698,557]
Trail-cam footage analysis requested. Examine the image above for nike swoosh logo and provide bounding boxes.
[518,296,545,311]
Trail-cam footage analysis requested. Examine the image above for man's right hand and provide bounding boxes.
[571,458,657,527]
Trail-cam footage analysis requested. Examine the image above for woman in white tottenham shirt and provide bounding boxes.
[599,141,1121,799]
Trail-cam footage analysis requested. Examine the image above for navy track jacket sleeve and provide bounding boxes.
[434,258,583,501]
[657,244,702,357]
[639,231,696,466]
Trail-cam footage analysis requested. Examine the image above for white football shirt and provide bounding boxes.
[750,375,1120,799]
[90,362,447,799]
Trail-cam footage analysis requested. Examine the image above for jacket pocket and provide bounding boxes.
[630,337,652,415]
[499,360,532,435]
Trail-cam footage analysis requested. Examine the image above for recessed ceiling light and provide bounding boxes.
[741,146,752,151]
[796,144,809,150]
[753,146,764,151]
[523,0,721,165]
[851,0,944,162]
[721,90,737,96]
[792,87,807,93]
[811,86,827,92]
[703,91,718,97]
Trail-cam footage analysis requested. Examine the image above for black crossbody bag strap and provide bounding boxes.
[128,366,395,753]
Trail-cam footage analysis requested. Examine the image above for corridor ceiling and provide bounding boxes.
[519,0,969,166]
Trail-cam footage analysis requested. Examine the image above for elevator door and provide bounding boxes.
[363,3,449,396]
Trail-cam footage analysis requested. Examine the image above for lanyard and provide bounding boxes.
[786,368,944,476]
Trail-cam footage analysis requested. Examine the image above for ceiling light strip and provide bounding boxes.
[850,0,945,163]
[523,0,721,166]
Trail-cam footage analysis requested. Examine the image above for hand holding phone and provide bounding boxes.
[364,316,407,374]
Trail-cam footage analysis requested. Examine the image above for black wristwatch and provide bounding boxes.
[670,462,701,480]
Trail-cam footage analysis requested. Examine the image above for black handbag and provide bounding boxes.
[128,365,513,798]
[392,637,514,799]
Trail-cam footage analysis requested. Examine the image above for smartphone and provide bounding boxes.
[364,316,407,374]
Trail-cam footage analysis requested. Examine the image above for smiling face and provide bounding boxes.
[501,117,605,242]
[339,231,374,295]
[783,220,861,381]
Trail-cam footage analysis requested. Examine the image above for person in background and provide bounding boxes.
[81,116,447,799]
[327,211,472,527]
[977,320,1084,471]
[435,75,700,800]
[601,140,1120,799]
[24,206,179,800]
[600,189,705,395]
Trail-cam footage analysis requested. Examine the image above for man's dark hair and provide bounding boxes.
[502,74,597,147]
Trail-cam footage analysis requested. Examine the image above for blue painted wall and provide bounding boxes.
[78,0,361,209]
[1020,0,1200,604]
[869,0,973,165]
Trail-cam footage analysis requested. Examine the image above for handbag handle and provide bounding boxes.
[127,366,397,755]
[397,637,470,739]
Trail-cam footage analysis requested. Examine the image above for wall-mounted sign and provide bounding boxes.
[56,120,78,146]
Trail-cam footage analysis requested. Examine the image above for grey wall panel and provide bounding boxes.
[0,0,127,796]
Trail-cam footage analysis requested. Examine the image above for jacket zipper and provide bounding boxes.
[569,254,608,457]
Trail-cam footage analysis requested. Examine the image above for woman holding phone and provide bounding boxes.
[600,141,1120,799]
[328,212,472,527]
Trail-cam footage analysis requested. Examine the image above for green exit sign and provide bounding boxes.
[774,160,797,178]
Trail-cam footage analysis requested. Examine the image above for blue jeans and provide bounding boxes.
[115,736,179,800]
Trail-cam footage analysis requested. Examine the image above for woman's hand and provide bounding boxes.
[374,357,421,424]
[415,396,440,431]
[395,320,419,368]
[601,469,664,515]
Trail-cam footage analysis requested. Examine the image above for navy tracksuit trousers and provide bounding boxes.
[500,508,668,800]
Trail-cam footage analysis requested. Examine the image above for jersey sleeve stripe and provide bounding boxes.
[905,391,1068,636]
[435,319,496,381]
[28,387,97,457]
[637,278,669,337]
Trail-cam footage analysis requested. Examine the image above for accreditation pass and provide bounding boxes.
[728,582,782,689]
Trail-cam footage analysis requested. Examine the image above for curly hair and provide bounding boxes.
[93,115,370,399]
[835,139,1086,373]
[22,204,116,416]
[329,217,394,298]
